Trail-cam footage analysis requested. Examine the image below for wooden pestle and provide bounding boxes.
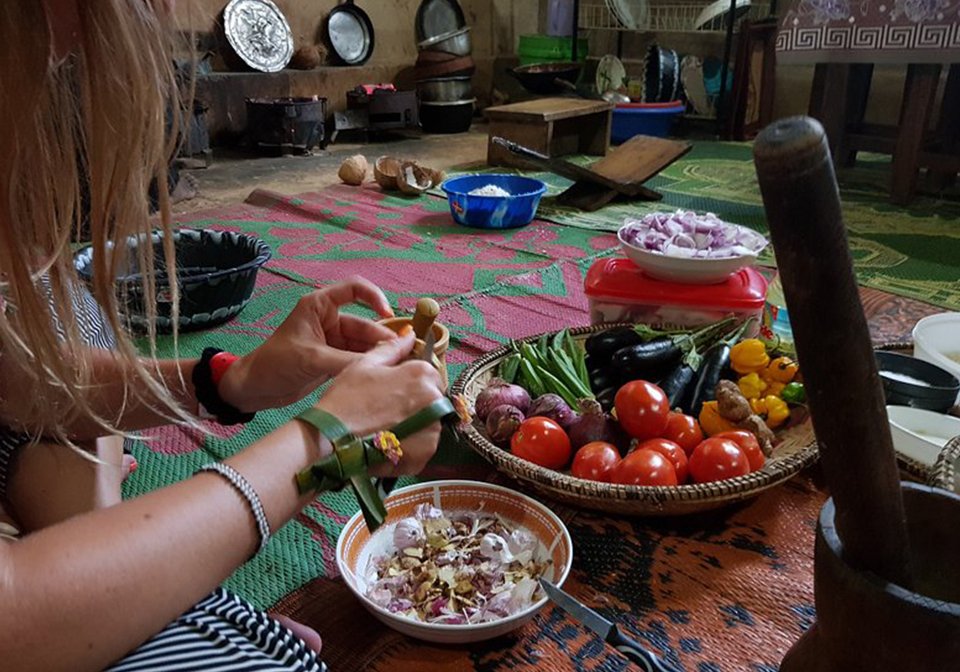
[753,117,912,588]
[411,298,440,341]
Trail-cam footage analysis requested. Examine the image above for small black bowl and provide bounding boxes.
[75,228,271,333]
[875,350,960,413]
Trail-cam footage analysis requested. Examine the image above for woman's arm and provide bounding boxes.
[0,278,397,440]
[0,333,443,672]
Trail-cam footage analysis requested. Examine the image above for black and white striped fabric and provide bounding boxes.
[0,283,327,672]
[108,589,326,672]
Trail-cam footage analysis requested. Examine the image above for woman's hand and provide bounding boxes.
[316,331,444,475]
[219,277,398,413]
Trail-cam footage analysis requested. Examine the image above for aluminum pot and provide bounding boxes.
[417,26,471,56]
[417,75,473,102]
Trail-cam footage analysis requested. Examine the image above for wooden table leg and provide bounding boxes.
[809,63,850,162]
[838,64,874,167]
[891,64,941,205]
[928,64,960,191]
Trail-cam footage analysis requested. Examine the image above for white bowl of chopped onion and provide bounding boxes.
[336,480,573,643]
[618,211,769,284]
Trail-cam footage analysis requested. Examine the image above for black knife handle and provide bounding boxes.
[609,625,683,672]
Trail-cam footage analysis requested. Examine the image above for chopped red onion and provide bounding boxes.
[620,210,768,259]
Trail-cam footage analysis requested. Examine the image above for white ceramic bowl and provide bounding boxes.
[335,480,573,644]
[913,313,960,402]
[887,405,960,467]
[617,224,767,284]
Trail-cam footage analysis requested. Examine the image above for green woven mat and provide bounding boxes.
[440,142,960,310]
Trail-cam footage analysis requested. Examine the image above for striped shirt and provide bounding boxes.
[0,283,327,671]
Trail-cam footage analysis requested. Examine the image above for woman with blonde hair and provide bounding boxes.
[0,2,444,670]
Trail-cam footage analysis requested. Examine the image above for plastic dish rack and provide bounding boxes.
[579,0,770,33]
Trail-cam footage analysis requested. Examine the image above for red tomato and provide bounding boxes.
[662,412,704,456]
[688,438,750,483]
[571,442,621,482]
[511,417,571,469]
[637,438,689,484]
[714,430,765,472]
[611,448,678,486]
[614,380,669,440]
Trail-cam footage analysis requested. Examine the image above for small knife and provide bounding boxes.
[539,579,683,672]
[381,329,439,498]
[420,329,437,364]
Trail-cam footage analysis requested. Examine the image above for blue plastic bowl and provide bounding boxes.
[441,174,548,229]
[611,102,685,143]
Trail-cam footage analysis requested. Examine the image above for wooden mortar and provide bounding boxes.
[379,315,450,389]
[754,116,960,670]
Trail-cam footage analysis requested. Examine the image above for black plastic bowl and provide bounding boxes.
[875,350,960,413]
[74,228,271,333]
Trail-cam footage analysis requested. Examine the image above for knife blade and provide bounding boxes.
[381,329,439,498]
[420,329,437,364]
[539,579,682,672]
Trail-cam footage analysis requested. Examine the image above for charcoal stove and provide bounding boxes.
[246,96,327,155]
[331,84,419,142]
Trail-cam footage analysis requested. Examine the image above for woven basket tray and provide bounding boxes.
[451,324,819,516]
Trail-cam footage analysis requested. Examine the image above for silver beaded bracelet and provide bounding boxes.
[197,462,271,556]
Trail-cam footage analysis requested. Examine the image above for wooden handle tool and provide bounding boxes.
[411,298,440,340]
[753,116,912,588]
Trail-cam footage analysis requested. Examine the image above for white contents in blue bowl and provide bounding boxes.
[469,184,512,197]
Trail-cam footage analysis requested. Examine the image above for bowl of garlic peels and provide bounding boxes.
[336,480,573,643]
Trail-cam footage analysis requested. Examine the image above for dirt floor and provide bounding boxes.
[173,126,491,214]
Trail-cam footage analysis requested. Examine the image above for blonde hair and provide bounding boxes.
[0,1,194,439]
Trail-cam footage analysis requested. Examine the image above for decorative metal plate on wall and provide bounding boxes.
[223,0,294,73]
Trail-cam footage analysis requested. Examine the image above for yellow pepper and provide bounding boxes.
[731,339,770,375]
[766,380,786,398]
[738,372,768,400]
[699,401,738,436]
[750,395,790,429]
[762,356,799,383]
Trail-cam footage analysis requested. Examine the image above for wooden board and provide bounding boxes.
[484,97,613,123]
[588,135,691,188]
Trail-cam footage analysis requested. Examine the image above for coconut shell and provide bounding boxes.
[374,156,402,190]
[338,154,369,185]
[397,161,433,195]
[420,166,446,188]
[290,45,323,70]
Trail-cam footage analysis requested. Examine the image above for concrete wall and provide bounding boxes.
[177,0,538,141]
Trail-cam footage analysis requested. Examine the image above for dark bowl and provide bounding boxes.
[875,350,960,413]
[509,62,582,95]
[75,228,271,333]
[420,98,474,133]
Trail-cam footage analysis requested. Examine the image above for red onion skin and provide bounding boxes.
[475,378,531,421]
[485,405,525,446]
[568,399,617,450]
[528,394,577,429]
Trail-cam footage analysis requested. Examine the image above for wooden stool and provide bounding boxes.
[484,98,614,168]
[809,62,960,205]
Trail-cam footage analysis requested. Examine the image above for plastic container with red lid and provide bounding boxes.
[584,257,769,328]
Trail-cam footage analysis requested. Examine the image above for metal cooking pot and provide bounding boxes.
[415,0,467,43]
[417,26,471,55]
[417,75,473,102]
[327,0,375,65]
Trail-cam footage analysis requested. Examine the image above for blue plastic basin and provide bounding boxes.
[611,103,685,143]
[441,174,548,230]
